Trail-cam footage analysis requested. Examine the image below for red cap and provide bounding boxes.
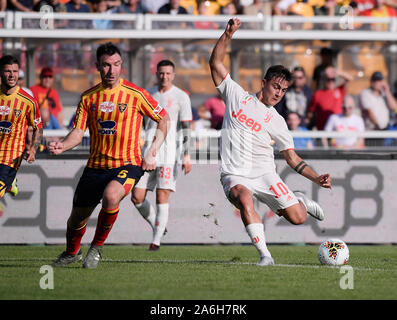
[40,67,53,78]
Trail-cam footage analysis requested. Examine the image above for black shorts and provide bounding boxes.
[73,165,144,208]
[0,164,17,199]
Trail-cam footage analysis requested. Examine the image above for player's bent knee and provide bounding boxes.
[282,205,307,225]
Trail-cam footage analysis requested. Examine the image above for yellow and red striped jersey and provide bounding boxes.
[73,78,167,169]
[0,86,42,169]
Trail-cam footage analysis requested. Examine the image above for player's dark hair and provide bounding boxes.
[264,65,292,83]
[0,55,20,71]
[157,59,175,71]
[96,42,121,62]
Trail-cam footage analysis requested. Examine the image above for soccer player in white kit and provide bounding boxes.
[131,60,193,251]
[210,18,332,266]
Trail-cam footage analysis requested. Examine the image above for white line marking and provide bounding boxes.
[0,257,394,272]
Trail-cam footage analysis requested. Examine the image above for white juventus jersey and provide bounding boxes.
[217,74,294,178]
[143,85,192,165]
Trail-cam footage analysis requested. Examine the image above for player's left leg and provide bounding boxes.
[150,188,172,251]
[83,165,143,269]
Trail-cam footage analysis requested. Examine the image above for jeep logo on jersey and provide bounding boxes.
[232,109,261,132]
[99,101,115,113]
[0,120,12,133]
[0,105,11,116]
[97,119,117,135]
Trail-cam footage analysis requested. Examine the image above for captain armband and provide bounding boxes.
[294,161,308,174]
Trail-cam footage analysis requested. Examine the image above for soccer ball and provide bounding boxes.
[318,239,349,266]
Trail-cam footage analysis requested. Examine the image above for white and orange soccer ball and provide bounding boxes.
[318,239,349,266]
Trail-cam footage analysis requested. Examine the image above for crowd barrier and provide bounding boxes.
[1,154,396,244]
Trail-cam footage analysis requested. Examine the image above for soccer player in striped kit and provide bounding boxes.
[210,19,332,266]
[50,42,170,268]
[0,55,43,201]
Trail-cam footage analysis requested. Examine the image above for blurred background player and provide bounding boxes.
[322,95,365,149]
[131,59,192,251]
[209,18,332,266]
[50,42,170,268]
[0,55,43,200]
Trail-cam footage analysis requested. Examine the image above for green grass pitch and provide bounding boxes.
[0,244,396,301]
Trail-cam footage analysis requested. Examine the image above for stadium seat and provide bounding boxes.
[61,69,91,93]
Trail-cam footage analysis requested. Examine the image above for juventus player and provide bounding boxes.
[209,18,332,266]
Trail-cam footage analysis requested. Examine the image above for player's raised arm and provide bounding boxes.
[209,18,241,87]
[48,128,85,155]
[282,148,332,189]
[142,112,170,171]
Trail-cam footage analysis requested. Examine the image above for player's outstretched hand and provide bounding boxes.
[182,154,192,175]
[142,149,156,171]
[316,173,332,189]
[48,141,65,155]
[225,18,241,38]
[23,147,37,163]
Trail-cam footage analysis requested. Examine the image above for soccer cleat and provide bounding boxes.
[148,243,160,251]
[82,245,102,269]
[52,249,83,267]
[9,178,18,197]
[257,256,275,266]
[294,191,324,221]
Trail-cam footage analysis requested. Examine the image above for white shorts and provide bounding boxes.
[135,163,178,192]
[220,172,299,215]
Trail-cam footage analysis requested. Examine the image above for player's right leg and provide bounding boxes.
[131,171,157,230]
[52,166,105,267]
[132,186,156,229]
[225,181,274,266]
[52,206,95,267]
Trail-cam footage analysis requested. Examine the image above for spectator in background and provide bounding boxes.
[322,95,365,149]
[362,0,397,31]
[306,65,353,130]
[286,111,314,150]
[7,0,39,11]
[359,71,397,130]
[312,47,335,90]
[92,0,114,29]
[157,0,188,29]
[1,0,6,11]
[275,66,312,122]
[197,94,226,130]
[221,0,241,15]
[243,0,273,16]
[114,0,147,13]
[158,0,188,14]
[314,0,345,30]
[274,0,296,15]
[30,67,64,128]
[195,0,219,29]
[66,0,90,13]
[142,0,167,13]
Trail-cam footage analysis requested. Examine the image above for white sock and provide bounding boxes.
[245,223,272,258]
[152,203,169,246]
[135,199,156,230]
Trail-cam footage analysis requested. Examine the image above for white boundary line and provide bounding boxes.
[1,257,394,272]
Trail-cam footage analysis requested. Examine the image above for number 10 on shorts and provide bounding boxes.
[269,182,289,198]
